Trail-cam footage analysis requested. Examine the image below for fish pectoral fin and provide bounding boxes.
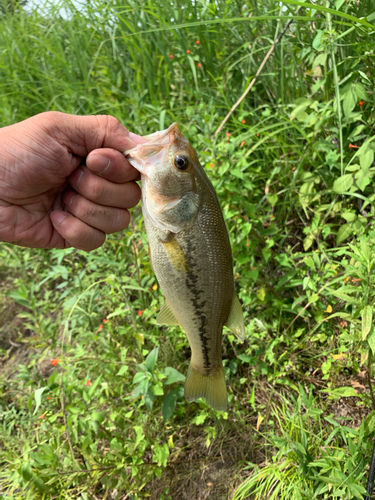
[156,302,180,325]
[161,236,190,273]
[184,364,227,411]
[225,290,246,342]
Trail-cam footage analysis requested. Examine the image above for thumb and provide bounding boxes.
[37,111,146,157]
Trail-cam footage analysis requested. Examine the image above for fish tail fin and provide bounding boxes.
[184,363,227,411]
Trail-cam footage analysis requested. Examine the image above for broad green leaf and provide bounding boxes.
[162,387,181,422]
[191,412,207,425]
[367,328,375,356]
[47,370,59,387]
[21,463,33,481]
[312,29,323,50]
[355,170,371,191]
[133,372,148,384]
[152,442,169,467]
[145,347,159,374]
[350,124,365,138]
[322,386,358,398]
[163,367,186,385]
[328,289,358,304]
[152,383,164,396]
[341,212,357,222]
[309,294,319,304]
[144,386,155,411]
[343,87,356,118]
[33,476,46,492]
[91,411,105,423]
[360,149,374,172]
[359,69,372,82]
[326,150,340,167]
[33,386,48,416]
[333,174,353,194]
[268,193,278,207]
[348,482,367,497]
[362,305,372,340]
[303,233,315,251]
[365,411,375,434]
[290,98,312,120]
[337,223,354,245]
[353,81,368,100]
[360,237,370,261]
[88,375,103,398]
[295,110,308,122]
[116,365,128,376]
[313,53,327,67]
[65,406,80,414]
[133,426,145,449]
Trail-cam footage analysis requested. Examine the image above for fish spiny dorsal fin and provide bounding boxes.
[225,290,245,342]
[184,364,227,411]
[157,302,180,325]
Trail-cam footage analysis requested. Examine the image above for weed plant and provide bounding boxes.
[1,0,375,498]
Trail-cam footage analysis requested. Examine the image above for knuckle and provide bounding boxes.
[97,115,123,136]
[87,178,105,202]
[66,220,105,251]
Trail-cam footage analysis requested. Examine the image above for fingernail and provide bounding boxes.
[51,211,68,226]
[87,154,110,176]
[64,191,76,209]
[69,168,84,189]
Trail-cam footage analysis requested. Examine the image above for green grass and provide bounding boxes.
[1,0,375,498]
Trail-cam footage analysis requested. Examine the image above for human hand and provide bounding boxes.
[0,112,144,251]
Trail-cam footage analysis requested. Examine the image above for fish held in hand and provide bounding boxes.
[124,123,245,411]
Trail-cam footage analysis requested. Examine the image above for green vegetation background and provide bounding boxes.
[1,0,375,498]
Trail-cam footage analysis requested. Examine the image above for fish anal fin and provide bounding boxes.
[161,236,190,273]
[184,363,227,411]
[225,290,245,342]
[156,302,180,325]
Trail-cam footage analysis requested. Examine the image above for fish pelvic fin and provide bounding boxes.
[156,302,180,325]
[184,363,227,411]
[225,290,245,342]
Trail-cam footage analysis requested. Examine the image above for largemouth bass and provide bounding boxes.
[125,123,245,411]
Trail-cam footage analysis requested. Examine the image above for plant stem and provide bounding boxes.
[326,2,344,176]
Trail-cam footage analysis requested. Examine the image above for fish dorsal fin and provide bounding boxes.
[157,302,180,325]
[225,290,245,342]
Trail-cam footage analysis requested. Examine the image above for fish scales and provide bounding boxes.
[125,123,245,411]
[145,196,233,373]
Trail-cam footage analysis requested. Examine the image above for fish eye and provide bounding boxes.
[174,155,189,171]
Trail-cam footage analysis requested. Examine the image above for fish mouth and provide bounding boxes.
[124,122,181,175]
[142,122,180,145]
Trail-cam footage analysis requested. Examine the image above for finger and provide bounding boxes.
[43,112,147,157]
[50,210,106,251]
[86,148,140,183]
[63,191,130,234]
[68,166,141,208]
